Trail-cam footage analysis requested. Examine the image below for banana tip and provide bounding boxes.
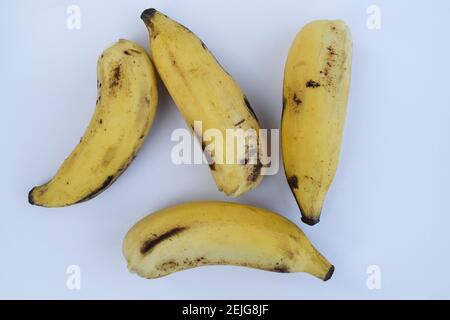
[28,187,36,205]
[301,215,320,226]
[323,265,335,282]
[141,8,157,24]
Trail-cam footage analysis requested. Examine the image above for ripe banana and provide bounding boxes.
[141,9,264,197]
[282,21,352,225]
[29,39,158,207]
[123,201,334,281]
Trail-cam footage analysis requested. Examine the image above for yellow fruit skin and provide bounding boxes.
[141,9,264,197]
[29,40,158,207]
[123,201,334,281]
[282,20,352,225]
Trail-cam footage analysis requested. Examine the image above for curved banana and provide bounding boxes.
[282,21,352,225]
[123,201,334,281]
[141,9,264,197]
[29,39,158,207]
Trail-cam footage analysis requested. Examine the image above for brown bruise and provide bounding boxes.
[287,175,299,190]
[110,65,122,88]
[306,80,321,88]
[76,175,115,204]
[140,227,188,255]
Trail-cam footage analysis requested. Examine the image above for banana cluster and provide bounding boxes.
[29,8,352,282]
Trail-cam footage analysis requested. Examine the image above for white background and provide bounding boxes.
[1,0,450,299]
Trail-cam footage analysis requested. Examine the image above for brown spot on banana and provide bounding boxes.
[293,93,302,105]
[304,175,322,188]
[102,147,117,167]
[327,46,336,55]
[306,80,321,88]
[124,49,141,55]
[285,250,295,260]
[76,175,115,204]
[141,227,188,255]
[157,260,179,271]
[273,265,289,273]
[110,64,122,88]
[287,175,299,190]
[248,161,263,183]
[74,151,138,206]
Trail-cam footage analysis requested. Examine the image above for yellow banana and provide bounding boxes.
[282,21,352,225]
[123,201,334,281]
[141,9,264,197]
[29,39,158,207]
